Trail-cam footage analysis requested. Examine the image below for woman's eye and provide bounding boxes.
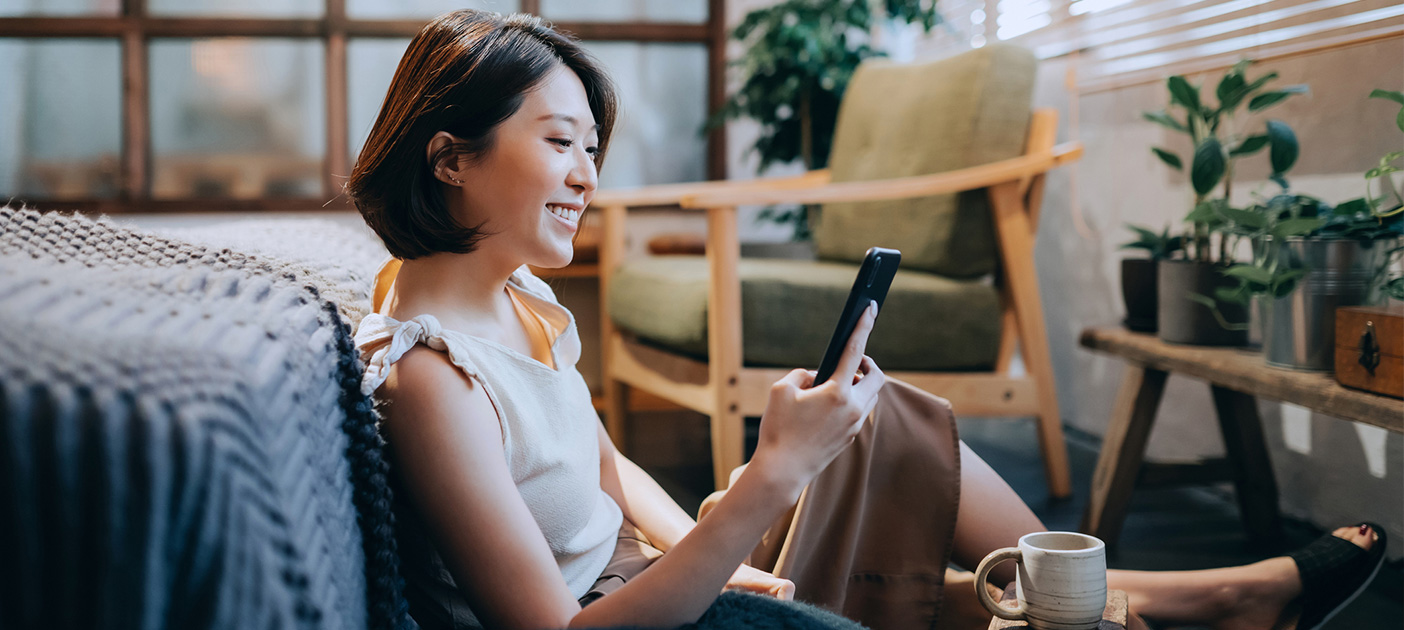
[551,138,599,156]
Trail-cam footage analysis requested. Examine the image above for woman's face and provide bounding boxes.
[445,64,600,269]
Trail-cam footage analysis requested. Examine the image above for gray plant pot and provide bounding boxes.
[1121,259,1159,332]
[1262,237,1396,371]
[1157,259,1248,346]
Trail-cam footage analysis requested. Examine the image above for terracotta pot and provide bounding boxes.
[1120,258,1158,333]
[1157,259,1248,346]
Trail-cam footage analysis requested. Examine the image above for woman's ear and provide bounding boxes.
[426,131,466,185]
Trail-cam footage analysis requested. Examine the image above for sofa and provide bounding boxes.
[0,205,416,630]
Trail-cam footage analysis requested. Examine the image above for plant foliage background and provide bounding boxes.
[708,0,940,172]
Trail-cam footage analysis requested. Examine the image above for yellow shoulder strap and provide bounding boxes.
[372,258,402,314]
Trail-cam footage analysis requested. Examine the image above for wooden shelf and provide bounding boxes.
[1081,328,1402,433]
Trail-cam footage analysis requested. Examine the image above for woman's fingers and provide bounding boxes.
[853,355,886,409]
[832,301,878,389]
[776,368,814,390]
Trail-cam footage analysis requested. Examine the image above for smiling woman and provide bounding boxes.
[347,10,615,262]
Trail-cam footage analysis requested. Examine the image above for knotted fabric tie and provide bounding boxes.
[357,314,449,395]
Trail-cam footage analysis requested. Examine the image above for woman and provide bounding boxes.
[349,10,1384,630]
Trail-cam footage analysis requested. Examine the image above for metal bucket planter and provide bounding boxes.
[1262,237,1396,371]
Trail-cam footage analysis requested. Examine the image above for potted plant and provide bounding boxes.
[707,0,939,241]
[1143,60,1307,345]
[1211,89,1404,370]
[1118,225,1183,332]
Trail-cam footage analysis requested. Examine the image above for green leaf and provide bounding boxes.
[1266,120,1299,175]
[1220,206,1267,229]
[1249,92,1289,111]
[1186,199,1221,223]
[1152,147,1183,170]
[1241,71,1280,96]
[1142,110,1188,133]
[1369,89,1404,105]
[1335,197,1369,216]
[1215,285,1247,304]
[1365,165,1401,179]
[1223,265,1274,284]
[1271,269,1307,297]
[1248,86,1307,112]
[1186,292,1219,309]
[1168,76,1202,114]
[1397,107,1404,134]
[1230,135,1269,156]
[1271,217,1326,238]
[1191,137,1226,195]
[1216,72,1246,112]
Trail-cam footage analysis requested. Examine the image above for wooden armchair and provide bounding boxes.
[593,47,1082,497]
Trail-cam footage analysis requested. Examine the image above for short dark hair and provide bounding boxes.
[348,10,618,260]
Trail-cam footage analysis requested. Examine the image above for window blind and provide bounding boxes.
[922,0,1403,91]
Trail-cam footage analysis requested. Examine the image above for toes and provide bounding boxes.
[1332,524,1376,550]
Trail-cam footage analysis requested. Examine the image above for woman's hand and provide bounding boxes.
[724,564,795,600]
[748,301,886,494]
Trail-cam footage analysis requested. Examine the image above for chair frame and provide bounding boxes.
[595,109,1082,497]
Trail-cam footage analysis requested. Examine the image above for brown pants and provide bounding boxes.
[584,378,965,630]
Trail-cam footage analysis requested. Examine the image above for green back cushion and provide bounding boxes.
[812,44,1037,278]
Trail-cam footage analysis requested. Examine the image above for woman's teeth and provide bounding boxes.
[547,204,580,223]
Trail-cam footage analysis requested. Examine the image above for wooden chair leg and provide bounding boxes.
[1081,365,1167,548]
[706,205,745,490]
[604,376,629,453]
[709,409,745,491]
[990,182,1073,498]
[1210,385,1285,551]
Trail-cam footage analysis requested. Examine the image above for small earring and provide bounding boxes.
[449,176,464,184]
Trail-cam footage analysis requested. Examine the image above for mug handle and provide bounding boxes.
[974,547,1027,621]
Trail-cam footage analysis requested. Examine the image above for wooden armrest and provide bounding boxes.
[589,169,831,208]
[680,142,1083,208]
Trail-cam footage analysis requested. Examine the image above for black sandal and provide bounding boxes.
[1288,522,1388,630]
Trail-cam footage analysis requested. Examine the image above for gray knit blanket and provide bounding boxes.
[0,206,414,630]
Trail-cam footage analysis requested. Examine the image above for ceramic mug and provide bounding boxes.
[974,531,1108,630]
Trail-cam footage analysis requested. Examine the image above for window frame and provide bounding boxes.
[0,0,728,213]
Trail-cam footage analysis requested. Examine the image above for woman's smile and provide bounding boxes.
[546,203,582,231]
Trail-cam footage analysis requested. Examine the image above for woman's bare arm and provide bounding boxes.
[380,346,582,629]
[384,346,803,629]
[596,424,696,551]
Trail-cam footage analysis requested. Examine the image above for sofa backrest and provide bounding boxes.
[812,44,1037,279]
[0,206,414,630]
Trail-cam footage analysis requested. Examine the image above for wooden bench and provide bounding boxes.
[1078,327,1404,551]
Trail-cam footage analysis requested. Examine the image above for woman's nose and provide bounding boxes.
[567,149,597,193]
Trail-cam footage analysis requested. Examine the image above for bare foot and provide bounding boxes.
[1215,525,1378,630]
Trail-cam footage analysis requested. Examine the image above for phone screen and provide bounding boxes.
[813,247,901,386]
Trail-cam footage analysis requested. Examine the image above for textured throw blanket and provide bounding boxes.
[0,206,414,630]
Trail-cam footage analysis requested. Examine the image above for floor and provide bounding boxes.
[623,409,1403,629]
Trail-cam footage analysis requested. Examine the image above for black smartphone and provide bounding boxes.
[813,247,901,386]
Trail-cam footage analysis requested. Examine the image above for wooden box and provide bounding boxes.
[1336,305,1404,399]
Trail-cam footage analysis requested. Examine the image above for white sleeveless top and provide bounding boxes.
[354,260,622,628]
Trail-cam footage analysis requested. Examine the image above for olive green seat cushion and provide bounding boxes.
[813,44,1036,279]
[608,256,1001,371]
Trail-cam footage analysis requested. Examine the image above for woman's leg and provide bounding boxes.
[949,442,1381,629]
[949,441,1048,586]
